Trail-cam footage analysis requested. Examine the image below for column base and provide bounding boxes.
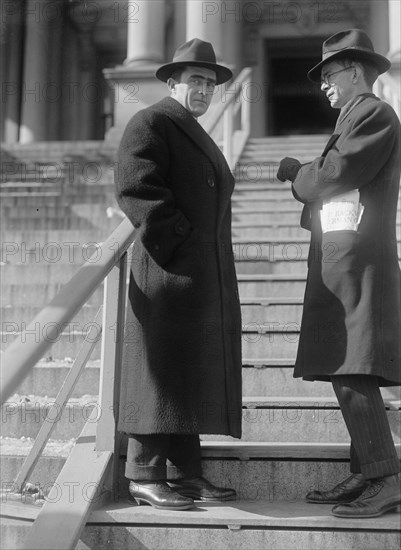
[103,62,167,143]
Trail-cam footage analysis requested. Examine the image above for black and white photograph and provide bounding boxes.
[1,1,400,549]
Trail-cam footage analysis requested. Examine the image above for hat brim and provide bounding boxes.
[307,49,391,83]
[156,61,233,85]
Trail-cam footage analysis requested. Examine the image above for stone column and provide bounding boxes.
[126,0,165,64]
[368,0,389,58]
[19,0,50,143]
[186,0,241,69]
[387,0,401,83]
[46,0,64,140]
[388,0,401,58]
[103,0,167,142]
[1,0,24,142]
[69,2,99,140]
[186,0,223,60]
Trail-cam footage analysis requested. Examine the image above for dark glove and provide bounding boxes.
[277,157,302,183]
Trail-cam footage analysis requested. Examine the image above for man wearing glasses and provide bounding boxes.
[277,29,401,518]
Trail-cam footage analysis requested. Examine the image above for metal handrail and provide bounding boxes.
[202,67,252,170]
[0,217,136,405]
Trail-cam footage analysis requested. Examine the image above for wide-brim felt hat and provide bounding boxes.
[308,29,391,83]
[156,38,233,85]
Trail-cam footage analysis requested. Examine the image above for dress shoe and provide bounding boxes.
[128,480,194,510]
[168,476,236,501]
[306,473,368,504]
[332,474,401,518]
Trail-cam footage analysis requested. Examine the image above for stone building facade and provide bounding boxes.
[1,0,400,143]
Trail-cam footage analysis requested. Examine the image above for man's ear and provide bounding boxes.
[353,63,363,83]
[167,78,176,93]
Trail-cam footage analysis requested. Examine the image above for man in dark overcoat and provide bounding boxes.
[114,39,242,510]
[278,29,400,518]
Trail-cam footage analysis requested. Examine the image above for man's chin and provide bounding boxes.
[193,107,208,117]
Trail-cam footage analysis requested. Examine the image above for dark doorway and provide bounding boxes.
[265,38,338,135]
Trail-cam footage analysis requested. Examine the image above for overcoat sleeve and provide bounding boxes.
[292,100,398,203]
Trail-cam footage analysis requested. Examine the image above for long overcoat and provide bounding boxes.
[292,93,401,385]
[115,97,242,436]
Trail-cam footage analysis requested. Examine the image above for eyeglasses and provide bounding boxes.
[320,66,354,86]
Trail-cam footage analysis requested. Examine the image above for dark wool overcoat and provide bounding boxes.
[292,93,401,386]
[115,97,242,436]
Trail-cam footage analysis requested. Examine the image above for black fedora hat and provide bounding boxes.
[156,38,233,85]
[308,29,391,83]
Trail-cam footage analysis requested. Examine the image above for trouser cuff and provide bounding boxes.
[125,462,167,481]
[361,457,401,480]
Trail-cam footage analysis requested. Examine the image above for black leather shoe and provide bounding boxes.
[306,473,368,504]
[332,474,401,518]
[128,481,195,510]
[168,476,237,501]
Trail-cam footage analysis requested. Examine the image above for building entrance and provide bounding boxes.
[265,38,338,135]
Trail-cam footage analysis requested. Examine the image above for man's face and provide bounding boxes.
[320,61,356,109]
[170,66,217,118]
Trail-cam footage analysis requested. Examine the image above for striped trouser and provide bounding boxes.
[331,375,400,479]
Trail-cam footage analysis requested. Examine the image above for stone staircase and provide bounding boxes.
[1,136,400,549]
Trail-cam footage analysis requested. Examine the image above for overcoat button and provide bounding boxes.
[175,224,185,235]
[207,178,215,188]
[154,244,160,250]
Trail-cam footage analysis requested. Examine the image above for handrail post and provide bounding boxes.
[224,101,234,170]
[242,75,251,136]
[96,249,129,501]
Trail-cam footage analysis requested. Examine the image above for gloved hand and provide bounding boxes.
[277,157,302,183]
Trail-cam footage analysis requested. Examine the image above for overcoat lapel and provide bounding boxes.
[157,97,223,169]
[156,97,234,223]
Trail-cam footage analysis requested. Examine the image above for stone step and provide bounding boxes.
[241,324,299,358]
[232,204,303,214]
[233,240,310,262]
[232,211,306,223]
[232,199,401,215]
[0,258,308,280]
[232,225,311,238]
[1,141,117,165]
[0,228,114,245]
[9,358,401,401]
[236,257,401,274]
[241,362,401,400]
[2,394,399,443]
[0,194,62,208]
[236,259,308,274]
[0,180,62,189]
[241,300,303,324]
[1,282,104,306]
[2,492,400,550]
[245,139,329,149]
[1,331,103,360]
[233,183,295,195]
[238,274,306,297]
[1,323,301,360]
[10,359,102,398]
[0,440,351,501]
[2,437,400,507]
[0,218,97,232]
[1,275,306,306]
[0,304,99,326]
[1,299,303,329]
[240,155,331,166]
[2,204,72,218]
